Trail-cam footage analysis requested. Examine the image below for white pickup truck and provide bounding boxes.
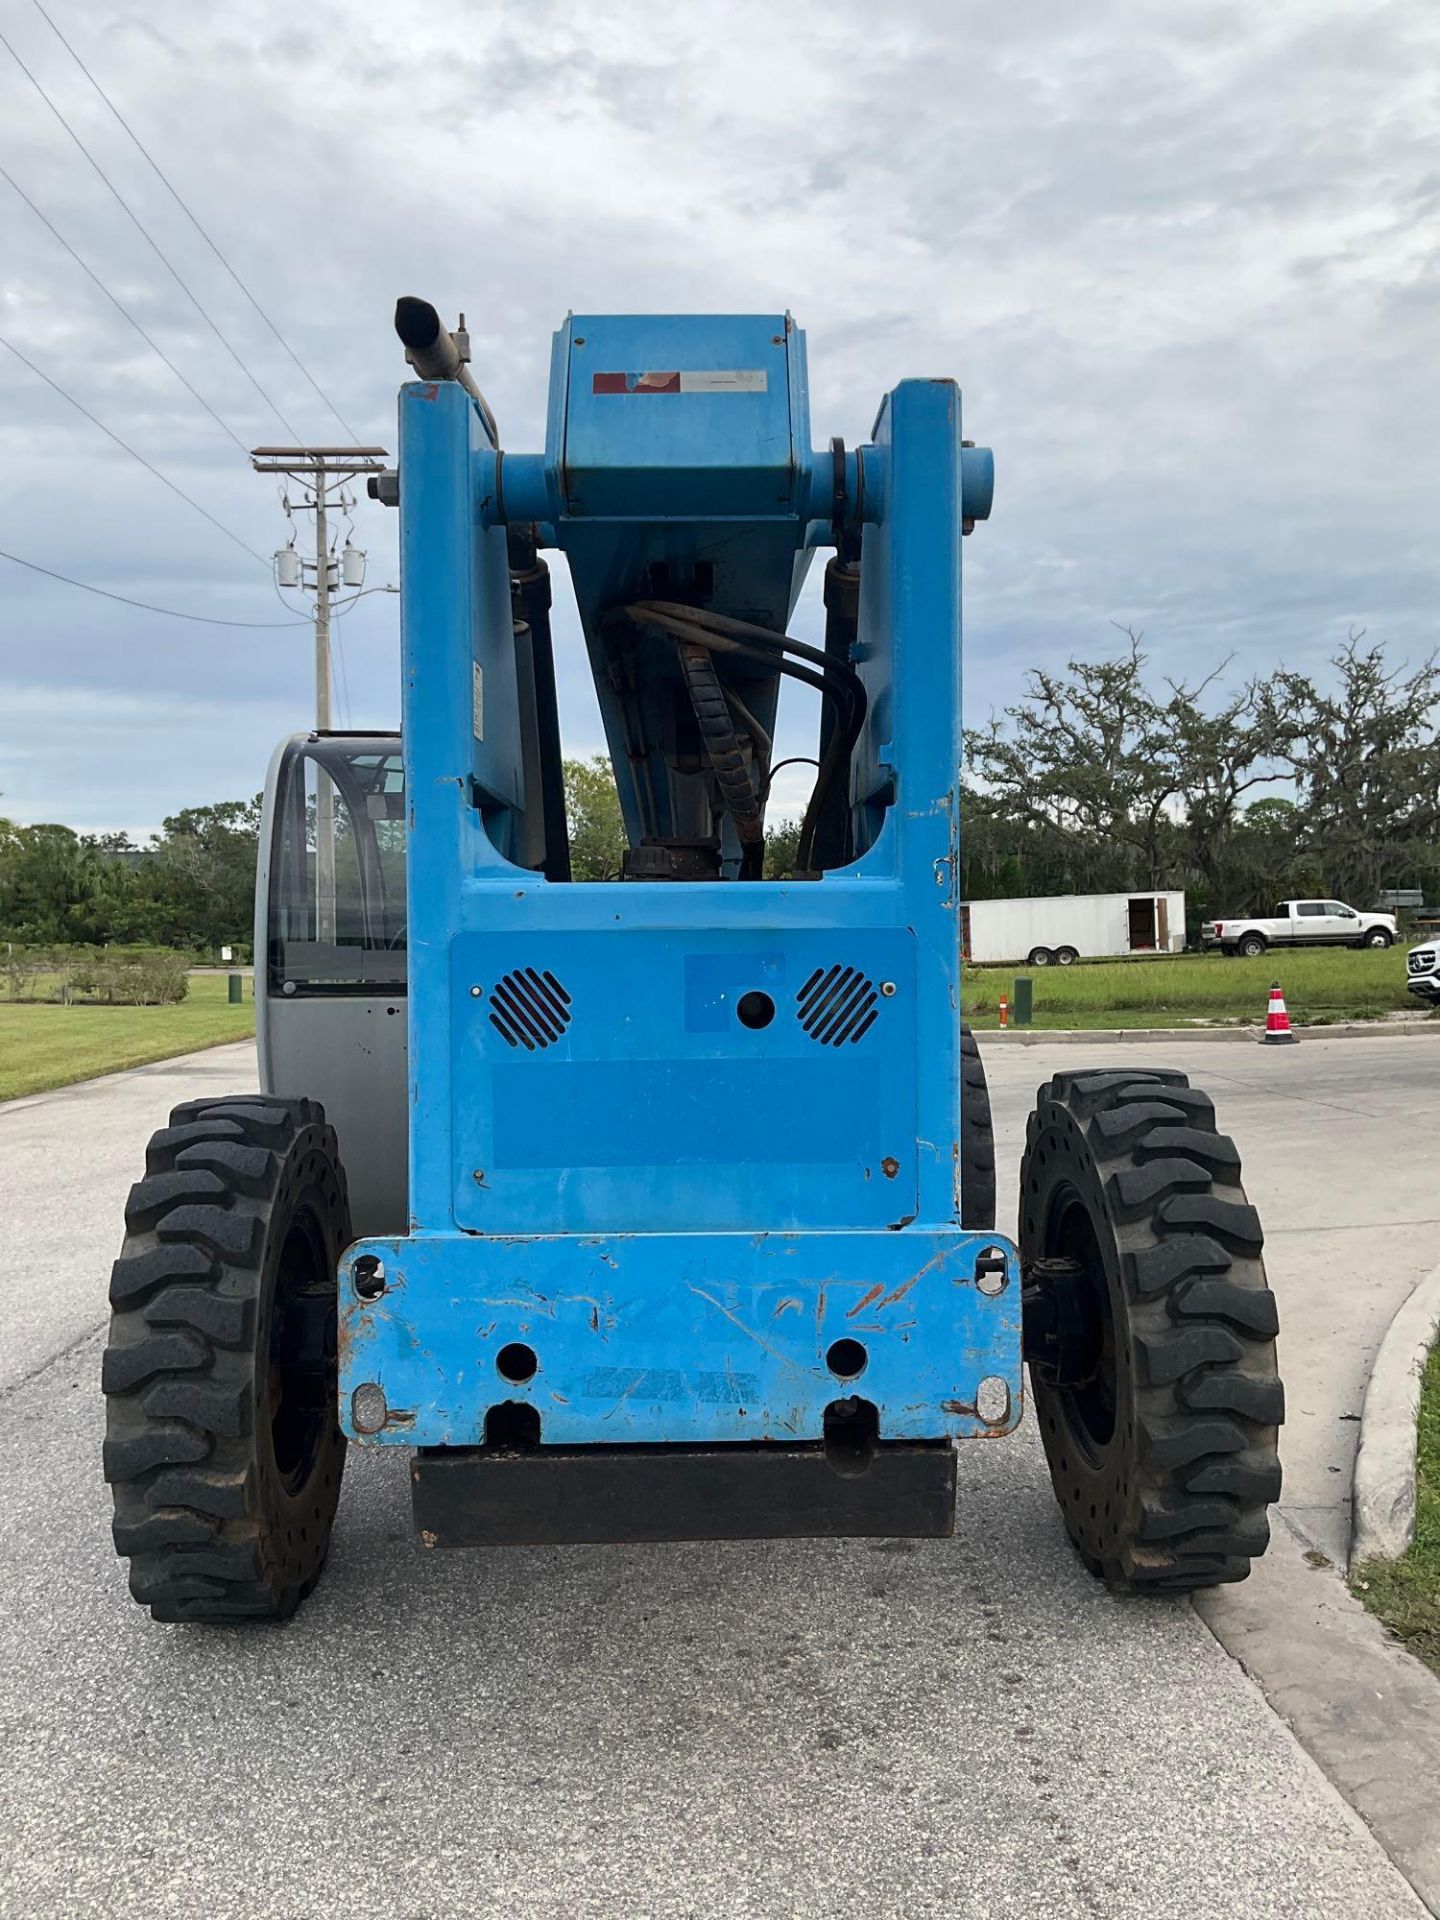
[1202,898,1397,957]
[1406,937,1440,1003]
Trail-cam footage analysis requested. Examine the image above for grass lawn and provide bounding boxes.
[0,973,255,1102]
[1353,1343,1440,1678]
[963,945,1424,1030]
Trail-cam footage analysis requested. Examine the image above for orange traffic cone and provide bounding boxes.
[1260,980,1298,1045]
[999,994,1009,1030]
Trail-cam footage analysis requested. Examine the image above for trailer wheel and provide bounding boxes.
[103,1096,351,1623]
[1020,1069,1282,1593]
[1028,947,1054,967]
[1055,946,1078,966]
[959,1022,995,1232]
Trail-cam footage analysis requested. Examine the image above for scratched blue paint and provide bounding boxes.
[344,314,1013,1451]
[340,1232,1022,1447]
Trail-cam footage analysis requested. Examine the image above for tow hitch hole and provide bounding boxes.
[484,1401,541,1448]
[352,1255,385,1301]
[826,1337,868,1379]
[824,1396,879,1476]
[975,1246,1009,1296]
[496,1341,538,1383]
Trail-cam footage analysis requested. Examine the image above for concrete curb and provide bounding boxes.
[977,1020,1440,1046]
[1199,1523,1440,1915]
[1351,1260,1440,1565]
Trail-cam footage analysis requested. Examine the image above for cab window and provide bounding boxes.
[268,737,407,993]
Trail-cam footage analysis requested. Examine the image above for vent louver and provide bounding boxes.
[488,968,572,1050]
[796,965,879,1047]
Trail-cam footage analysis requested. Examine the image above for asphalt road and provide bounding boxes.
[0,1039,1428,1919]
[987,1030,1440,1566]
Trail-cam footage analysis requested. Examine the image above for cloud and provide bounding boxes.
[0,0,1436,831]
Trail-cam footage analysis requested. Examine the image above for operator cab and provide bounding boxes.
[259,732,408,1235]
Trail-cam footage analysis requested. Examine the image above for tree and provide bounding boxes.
[1262,632,1440,903]
[763,817,802,878]
[563,756,626,880]
[965,630,1186,891]
[1221,798,1322,911]
[136,797,263,951]
[0,821,131,944]
[1158,663,1291,914]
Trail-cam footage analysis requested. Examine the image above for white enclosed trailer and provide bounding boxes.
[962,891,1186,967]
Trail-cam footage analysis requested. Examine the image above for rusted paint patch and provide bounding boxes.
[846,1283,886,1319]
[881,1156,899,1180]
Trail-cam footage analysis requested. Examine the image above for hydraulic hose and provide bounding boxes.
[624,600,868,874]
[676,639,764,869]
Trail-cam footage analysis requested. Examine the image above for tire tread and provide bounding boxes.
[1021,1068,1282,1594]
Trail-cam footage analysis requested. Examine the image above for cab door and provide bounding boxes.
[1322,901,1361,944]
[256,733,409,1238]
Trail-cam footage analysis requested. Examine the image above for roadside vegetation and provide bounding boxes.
[962,946,1420,1030]
[964,631,1440,926]
[0,972,253,1103]
[4,944,191,1006]
[1353,1344,1440,1678]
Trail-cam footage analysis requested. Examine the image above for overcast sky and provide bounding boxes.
[0,0,1436,837]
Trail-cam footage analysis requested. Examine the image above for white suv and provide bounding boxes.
[1406,938,1440,1004]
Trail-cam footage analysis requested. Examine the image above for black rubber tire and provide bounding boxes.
[1029,947,1054,968]
[1020,1068,1282,1594]
[1364,929,1392,949]
[1237,934,1267,958]
[103,1095,351,1623]
[1055,947,1078,966]
[959,1022,995,1232]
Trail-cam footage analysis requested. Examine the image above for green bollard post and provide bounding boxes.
[1013,975,1033,1026]
[228,972,243,1006]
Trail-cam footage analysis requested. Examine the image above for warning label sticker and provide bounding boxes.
[591,370,768,395]
[472,661,484,742]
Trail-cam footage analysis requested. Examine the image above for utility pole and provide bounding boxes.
[251,445,388,941]
[313,470,331,730]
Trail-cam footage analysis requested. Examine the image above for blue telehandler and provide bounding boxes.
[102,304,1282,1620]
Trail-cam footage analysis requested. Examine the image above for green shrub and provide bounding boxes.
[1,944,190,1006]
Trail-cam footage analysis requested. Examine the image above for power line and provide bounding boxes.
[29,0,362,442]
[0,331,268,566]
[0,158,250,454]
[0,546,309,625]
[0,22,304,441]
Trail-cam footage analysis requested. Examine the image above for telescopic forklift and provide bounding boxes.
[102,303,1282,1621]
